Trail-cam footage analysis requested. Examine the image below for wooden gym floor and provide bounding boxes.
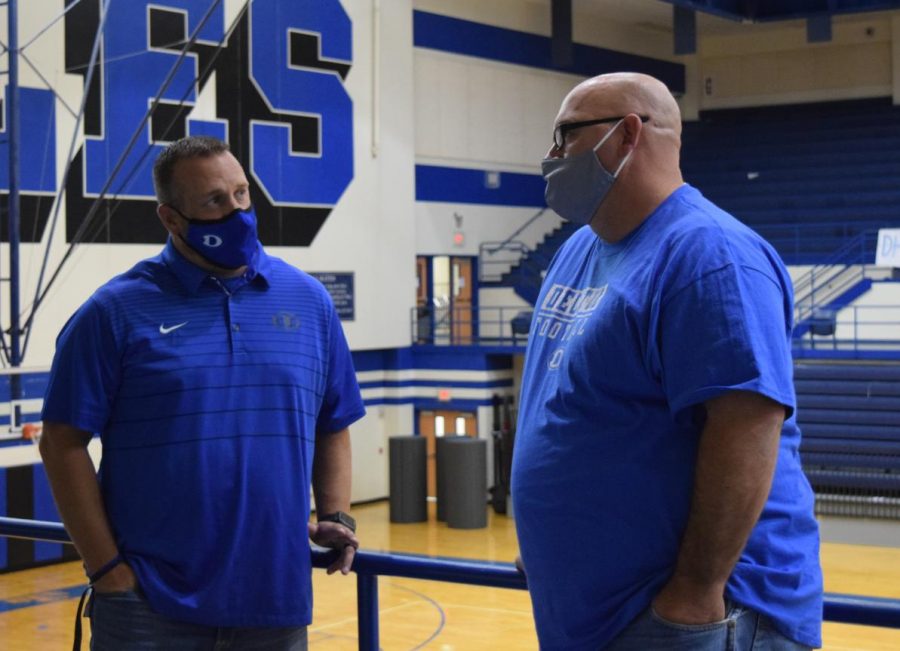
[1,501,899,650]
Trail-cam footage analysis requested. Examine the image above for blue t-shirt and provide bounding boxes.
[42,240,366,627]
[511,185,822,650]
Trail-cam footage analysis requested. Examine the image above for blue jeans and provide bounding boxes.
[605,601,813,651]
[89,589,308,651]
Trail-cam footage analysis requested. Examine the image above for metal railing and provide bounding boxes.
[1,516,900,649]
[411,305,532,346]
[478,240,532,284]
[759,222,885,267]
[793,230,881,325]
[793,304,900,358]
[410,301,900,356]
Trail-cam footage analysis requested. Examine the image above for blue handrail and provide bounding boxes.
[1,516,899,649]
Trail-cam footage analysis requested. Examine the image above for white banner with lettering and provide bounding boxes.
[876,228,900,267]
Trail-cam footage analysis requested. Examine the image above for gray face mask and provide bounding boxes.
[541,119,633,225]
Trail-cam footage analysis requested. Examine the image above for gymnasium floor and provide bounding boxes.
[1,501,899,650]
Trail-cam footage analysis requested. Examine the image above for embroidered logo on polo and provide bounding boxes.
[159,322,188,334]
[272,312,301,330]
[534,283,608,370]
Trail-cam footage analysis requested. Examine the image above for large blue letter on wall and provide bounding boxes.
[250,0,354,207]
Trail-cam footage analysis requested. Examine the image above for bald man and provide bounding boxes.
[510,73,822,650]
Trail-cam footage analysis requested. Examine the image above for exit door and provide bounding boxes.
[418,409,477,498]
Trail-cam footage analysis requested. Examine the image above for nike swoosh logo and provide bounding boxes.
[159,322,188,334]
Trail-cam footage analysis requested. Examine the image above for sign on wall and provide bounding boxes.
[876,228,900,268]
[310,272,355,320]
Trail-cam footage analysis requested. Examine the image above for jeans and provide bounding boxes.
[89,589,308,651]
[605,601,813,651]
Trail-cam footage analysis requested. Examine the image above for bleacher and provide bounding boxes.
[682,97,900,265]
[796,363,900,519]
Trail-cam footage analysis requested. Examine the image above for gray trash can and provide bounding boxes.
[389,435,427,523]
[442,436,488,529]
[435,435,450,522]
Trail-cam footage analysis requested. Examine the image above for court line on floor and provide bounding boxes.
[392,583,446,651]
[308,579,447,651]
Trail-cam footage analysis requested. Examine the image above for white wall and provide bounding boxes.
[414,50,581,172]
[350,403,415,502]
[411,0,687,257]
[835,280,900,342]
[416,202,560,258]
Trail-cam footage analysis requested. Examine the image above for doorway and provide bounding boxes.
[415,256,476,345]
[418,409,477,498]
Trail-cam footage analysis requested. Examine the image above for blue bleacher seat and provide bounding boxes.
[794,363,900,516]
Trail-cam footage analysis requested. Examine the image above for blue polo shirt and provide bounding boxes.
[42,240,365,627]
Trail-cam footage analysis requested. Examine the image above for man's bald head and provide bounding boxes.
[560,72,682,144]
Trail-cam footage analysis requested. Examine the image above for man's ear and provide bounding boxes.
[620,113,644,151]
[157,204,182,237]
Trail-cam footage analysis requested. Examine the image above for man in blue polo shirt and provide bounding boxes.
[511,74,822,650]
[40,136,365,650]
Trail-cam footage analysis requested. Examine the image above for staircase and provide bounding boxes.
[793,231,882,336]
[496,222,578,304]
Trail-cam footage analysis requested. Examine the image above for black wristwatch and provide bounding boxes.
[318,511,356,533]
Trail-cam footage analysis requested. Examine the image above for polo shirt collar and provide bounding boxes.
[162,238,271,294]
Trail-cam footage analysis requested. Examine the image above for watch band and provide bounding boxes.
[318,510,356,533]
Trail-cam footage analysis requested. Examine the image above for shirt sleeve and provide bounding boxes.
[316,306,365,435]
[656,261,796,418]
[41,296,122,434]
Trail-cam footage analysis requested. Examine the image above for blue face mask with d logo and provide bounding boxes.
[173,205,259,269]
[541,119,633,225]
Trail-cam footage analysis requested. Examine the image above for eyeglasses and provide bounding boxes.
[552,115,649,150]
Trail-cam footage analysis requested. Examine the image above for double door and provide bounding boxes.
[417,409,477,498]
[415,256,474,344]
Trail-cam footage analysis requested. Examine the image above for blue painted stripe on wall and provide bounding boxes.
[415,165,546,207]
[0,371,51,401]
[0,438,42,449]
[363,397,494,411]
[413,10,685,94]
